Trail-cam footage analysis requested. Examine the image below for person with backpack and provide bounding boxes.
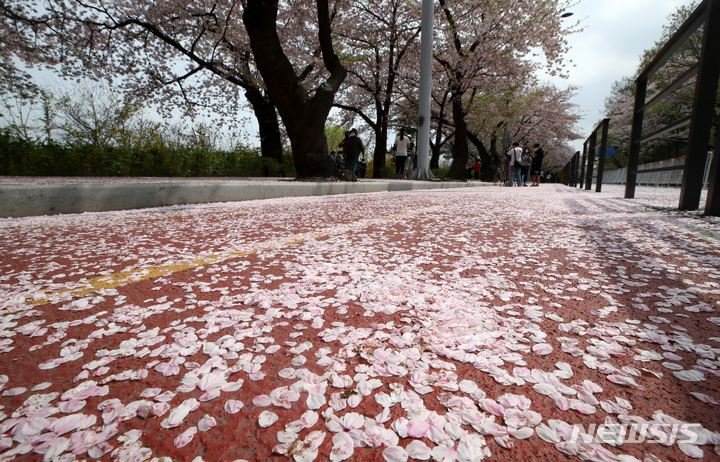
[507,142,523,187]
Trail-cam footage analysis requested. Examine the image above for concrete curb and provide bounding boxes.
[0,180,489,218]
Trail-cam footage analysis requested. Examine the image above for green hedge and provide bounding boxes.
[0,131,295,178]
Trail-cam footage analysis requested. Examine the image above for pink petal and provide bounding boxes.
[406,440,432,460]
[532,343,553,355]
[554,394,571,411]
[383,445,408,462]
[2,387,26,397]
[532,383,557,396]
[258,410,278,428]
[198,415,216,432]
[342,413,364,431]
[329,432,354,462]
[536,424,560,443]
[252,395,272,407]
[481,399,505,416]
[58,399,87,414]
[678,442,704,458]
[139,387,163,398]
[407,419,430,439]
[174,427,197,448]
[347,393,362,408]
[52,414,97,435]
[224,400,244,414]
[307,392,326,410]
[510,427,534,439]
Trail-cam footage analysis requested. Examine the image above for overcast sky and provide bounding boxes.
[552,0,697,152]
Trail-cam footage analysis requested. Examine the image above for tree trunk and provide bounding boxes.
[431,120,444,169]
[467,132,492,181]
[373,128,389,178]
[244,87,284,164]
[446,94,468,180]
[242,0,347,180]
[430,90,449,169]
[290,111,336,177]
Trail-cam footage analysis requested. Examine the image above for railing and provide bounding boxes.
[602,153,714,187]
[625,0,720,215]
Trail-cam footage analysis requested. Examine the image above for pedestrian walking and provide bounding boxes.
[394,128,411,179]
[343,128,365,177]
[474,159,481,180]
[520,149,531,186]
[531,143,544,186]
[507,142,523,187]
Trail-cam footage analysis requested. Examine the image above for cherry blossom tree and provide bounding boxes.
[3,0,354,179]
[0,0,48,98]
[1,0,287,165]
[332,0,422,178]
[504,84,581,147]
[243,0,347,178]
[433,0,575,180]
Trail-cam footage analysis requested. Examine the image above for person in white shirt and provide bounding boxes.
[507,142,523,187]
[394,129,411,178]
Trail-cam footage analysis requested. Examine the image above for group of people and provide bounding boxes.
[504,142,545,187]
[333,126,417,179]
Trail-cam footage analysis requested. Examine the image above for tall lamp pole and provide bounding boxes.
[412,0,435,180]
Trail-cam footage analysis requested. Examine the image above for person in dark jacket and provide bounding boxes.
[531,143,545,186]
[343,128,365,177]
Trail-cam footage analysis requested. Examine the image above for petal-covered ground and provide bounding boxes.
[0,184,719,462]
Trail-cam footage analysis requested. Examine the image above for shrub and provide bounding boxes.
[0,133,297,178]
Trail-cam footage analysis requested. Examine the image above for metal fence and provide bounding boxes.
[601,153,714,187]
[625,0,720,214]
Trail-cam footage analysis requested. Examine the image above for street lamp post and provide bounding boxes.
[412,0,435,180]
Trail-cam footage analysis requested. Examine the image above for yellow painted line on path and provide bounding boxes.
[28,206,440,306]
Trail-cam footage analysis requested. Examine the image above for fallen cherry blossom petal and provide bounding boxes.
[329,432,354,462]
[678,442,704,458]
[383,445,408,462]
[258,410,279,428]
[406,440,432,460]
[224,400,244,414]
[673,370,705,382]
[174,427,197,448]
[198,415,217,432]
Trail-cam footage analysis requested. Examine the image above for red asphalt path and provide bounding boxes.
[1,184,720,462]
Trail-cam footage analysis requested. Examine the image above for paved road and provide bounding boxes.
[1,184,719,461]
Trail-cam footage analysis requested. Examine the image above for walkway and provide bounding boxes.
[0,184,719,461]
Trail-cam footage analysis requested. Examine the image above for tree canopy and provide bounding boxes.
[2,0,583,180]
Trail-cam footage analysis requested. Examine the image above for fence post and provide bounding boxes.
[573,151,580,187]
[706,120,720,215]
[579,145,587,189]
[682,0,720,211]
[585,132,597,191]
[596,119,610,193]
[626,79,647,199]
